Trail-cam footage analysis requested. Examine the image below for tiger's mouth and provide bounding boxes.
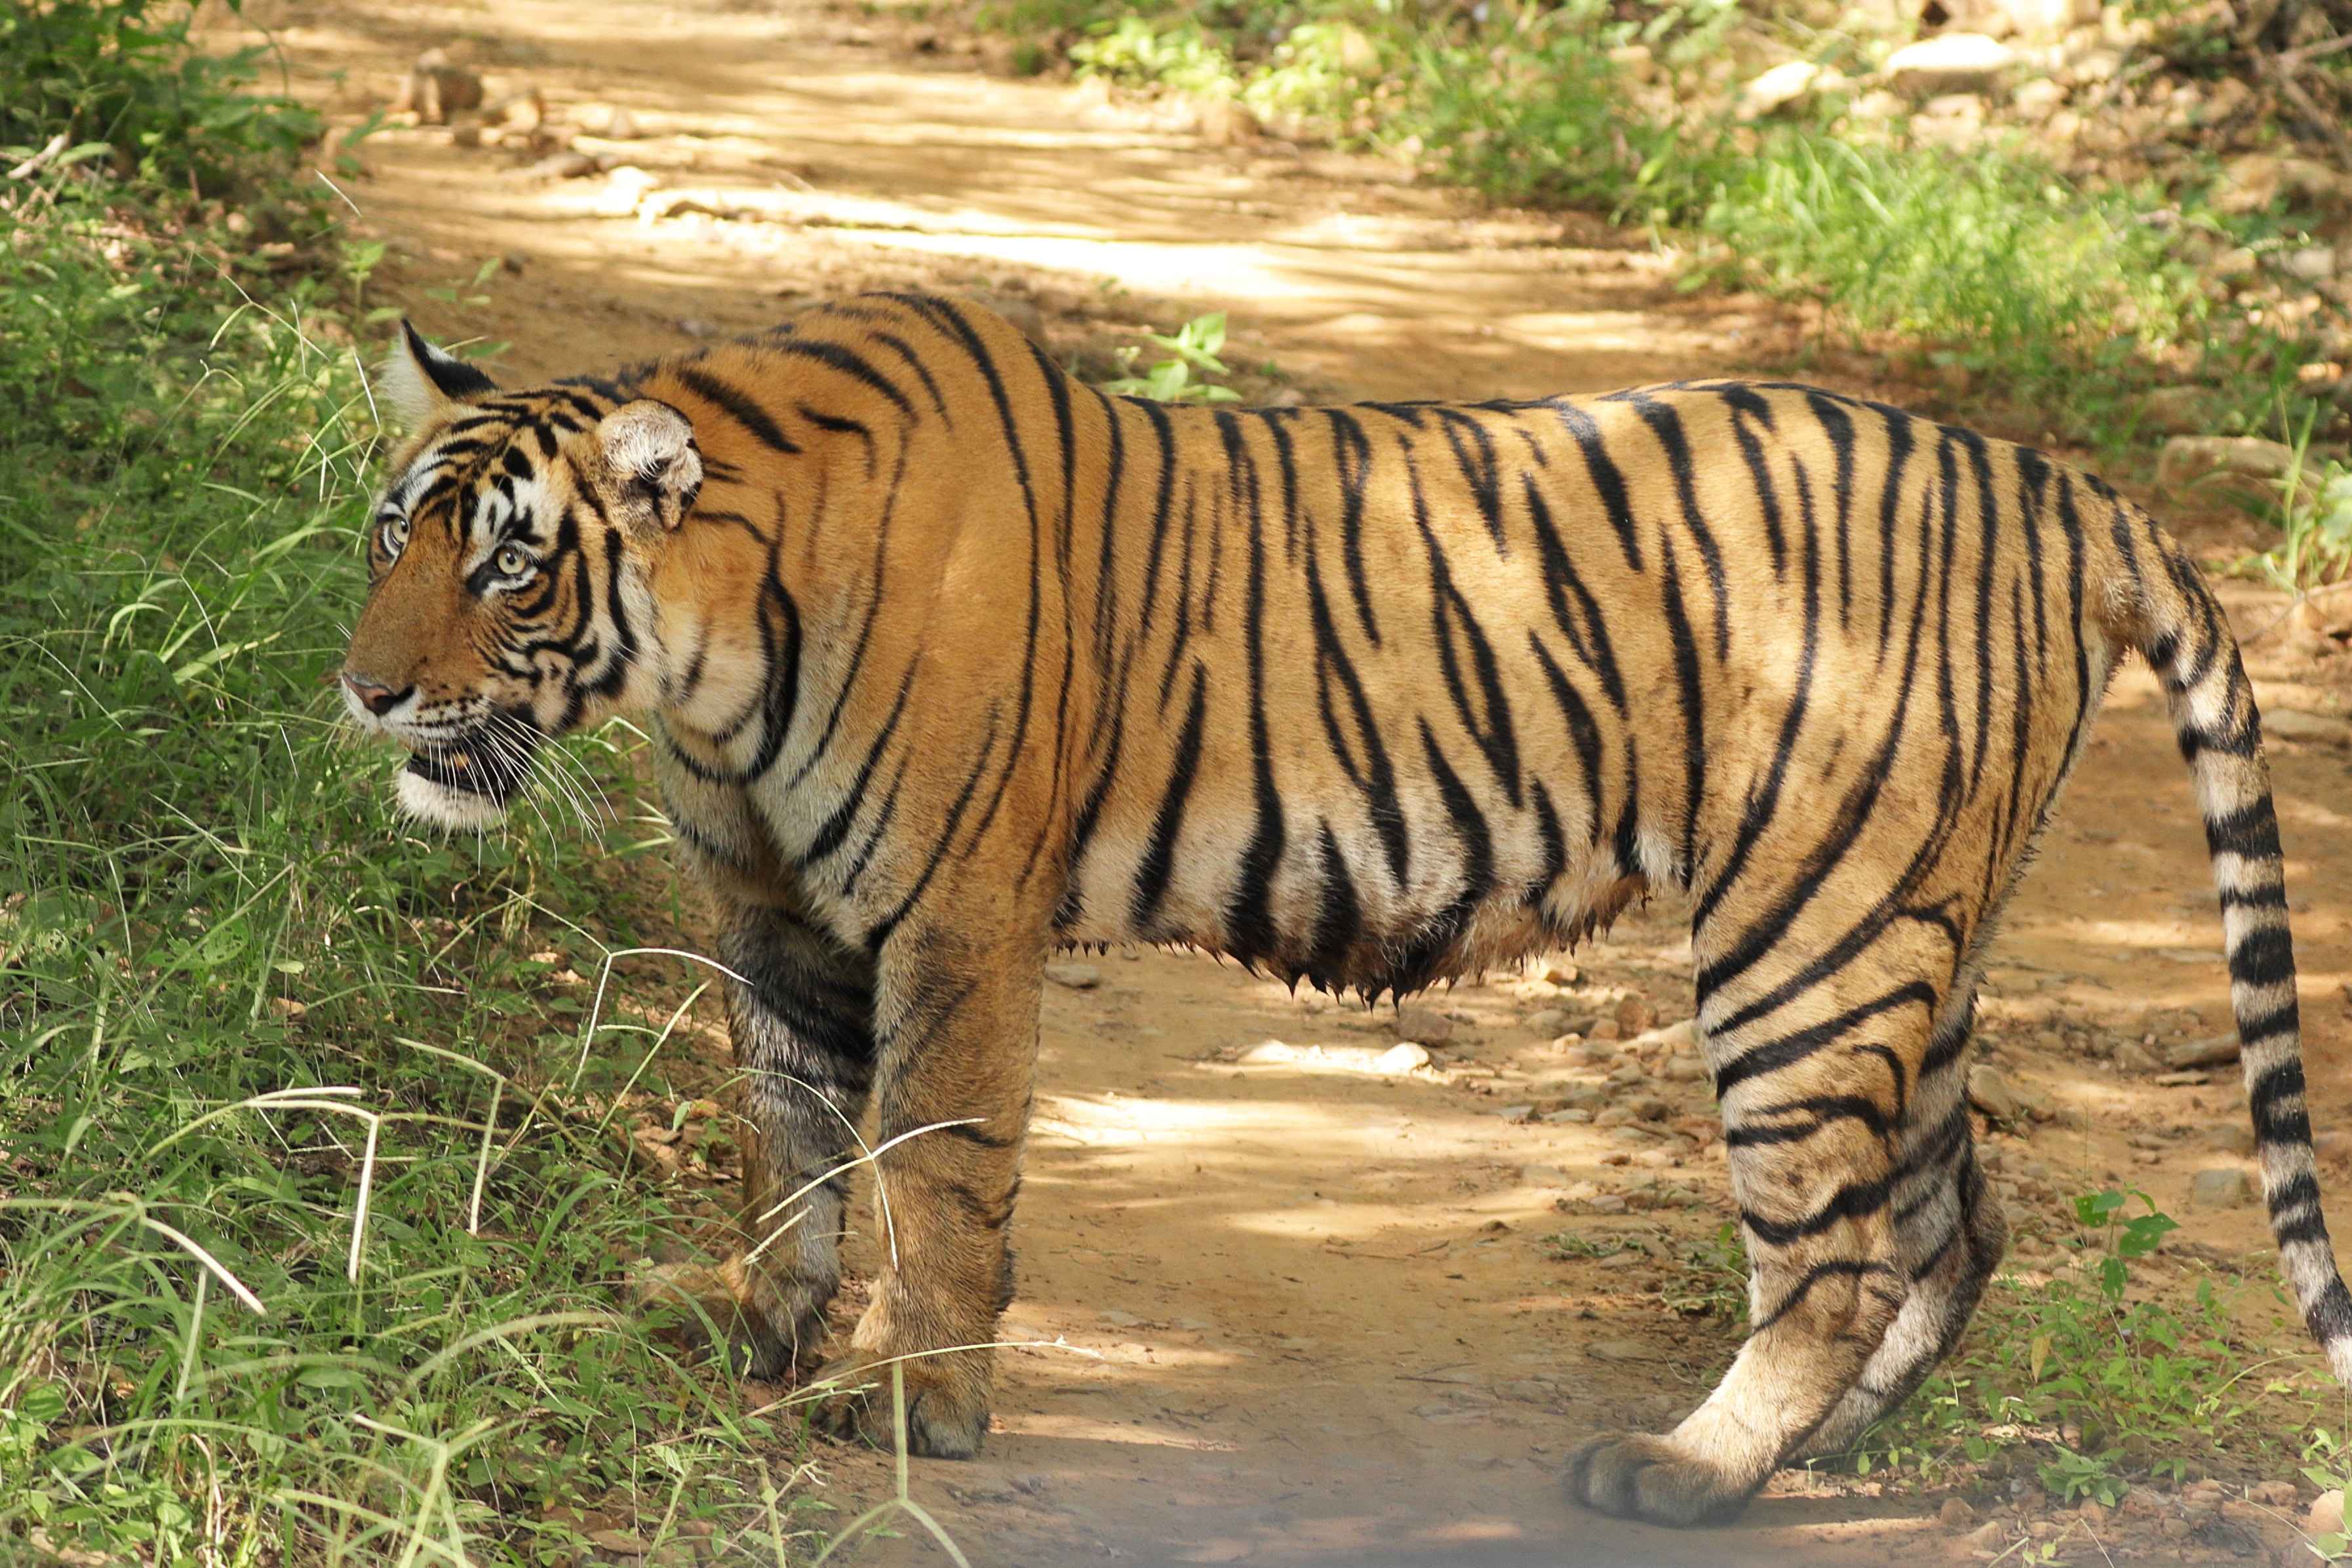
[393,722,538,829]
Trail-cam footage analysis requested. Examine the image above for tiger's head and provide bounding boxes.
[340,324,702,828]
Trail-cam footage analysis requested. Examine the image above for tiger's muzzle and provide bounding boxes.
[390,718,541,829]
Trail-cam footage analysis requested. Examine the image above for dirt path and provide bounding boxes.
[239,1,2352,1559]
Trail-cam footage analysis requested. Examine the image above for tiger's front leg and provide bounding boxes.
[638,895,877,1379]
[808,906,1044,1459]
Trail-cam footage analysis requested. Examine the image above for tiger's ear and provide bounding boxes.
[596,400,703,534]
[379,319,498,429]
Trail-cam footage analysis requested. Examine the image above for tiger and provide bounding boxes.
[339,292,2351,1526]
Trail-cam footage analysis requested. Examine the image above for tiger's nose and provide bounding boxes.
[342,672,412,716]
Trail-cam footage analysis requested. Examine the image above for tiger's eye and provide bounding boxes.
[495,545,530,578]
[380,515,410,557]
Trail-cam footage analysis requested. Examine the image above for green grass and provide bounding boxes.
[0,8,867,1561]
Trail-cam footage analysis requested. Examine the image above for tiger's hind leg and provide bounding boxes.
[1797,983,2009,1460]
[1566,911,1960,1524]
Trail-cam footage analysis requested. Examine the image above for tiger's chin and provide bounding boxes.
[391,732,532,831]
[394,765,510,830]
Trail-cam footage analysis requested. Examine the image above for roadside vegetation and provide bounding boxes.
[0,5,844,1561]
[971,0,2352,583]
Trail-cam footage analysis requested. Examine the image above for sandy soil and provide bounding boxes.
[227,0,2352,1559]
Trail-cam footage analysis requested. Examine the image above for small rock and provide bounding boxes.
[2113,1039,2163,1073]
[1967,1064,2023,1122]
[1661,1054,1708,1083]
[591,164,663,218]
[1967,0,2098,35]
[1608,43,1656,81]
[586,1528,649,1556]
[2154,1070,2210,1087]
[604,106,642,140]
[2190,1167,2255,1207]
[2205,1122,2256,1156]
[2157,435,2302,490]
[269,996,307,1021]
[2284,246,2340,284]
[1594,1106,1636,1129]
[1238,1040,1302,1064]
[1631,1096,1674,1124]
[1395,1005,1454,1047]
[1098,1308,1142,1327]
[2010,76,2068,117]
[2311,1490,2347,1537]
[1738,60,1841,121]
[1496,1378,1556,1404]
[1586,1338,1649,1363]
[1542,1107,1592,1124]
[2165,1034,2239,1069]
[2077,1498,2107,1526]
[1849,87,1906,123]
[1045,960,1101,989]
[1197,97,1259,147]
[1615,996,1656,1034]
[1881,33,2015,96]
[1606,1061,1645,1088]
[1961,1518,2008,1552]
[1630,1018,1700,1055]
[2248,1479,2297,1508]
[1937,1496,1976,1528]
[1496,1105,1535,1122]
[1525,1008,1569,1036]
[395,49,484,125]
[2142,385,2208,435]
[1011,1472,1049,1495]
[498,88,545,135]
[1375,1042,1432,1075]
[1520,1164,1573,1187]
[2266,709,2352,747]
[1537,959,1579,985]
[2210,245,2261,281]
[2215,153,2282,214]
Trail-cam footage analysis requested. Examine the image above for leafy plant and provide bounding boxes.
[1100,312,1244,402]
[1839,1190,2316,1500]
[1661,1221,1750,1323]
[1542,1232,1647,1261]
[0,0,320,197]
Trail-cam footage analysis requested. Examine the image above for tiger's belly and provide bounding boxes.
[1053,766,1649,998]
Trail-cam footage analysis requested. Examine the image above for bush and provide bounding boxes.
[0,1,320,197]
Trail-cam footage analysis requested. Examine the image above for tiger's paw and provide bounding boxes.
[1563,1430,1755,1527]
[631,1256,827,1382]
[806,1346,992,1459]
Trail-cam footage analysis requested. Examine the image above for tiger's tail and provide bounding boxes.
[2113,500,2352,1381]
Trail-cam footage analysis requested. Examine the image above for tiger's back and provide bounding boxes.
[346,293,2350,1525]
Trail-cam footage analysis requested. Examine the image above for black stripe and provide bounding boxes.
[673,366,802,454]
[1130,664,1210,933]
